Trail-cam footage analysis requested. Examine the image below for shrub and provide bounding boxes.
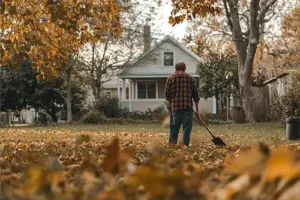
[269,72,300,122]
[269,93,285,122]
[96,97,122,118]
[80,110,107,124]
[281,73,300,117]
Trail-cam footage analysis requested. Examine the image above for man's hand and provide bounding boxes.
[195,102,200,118]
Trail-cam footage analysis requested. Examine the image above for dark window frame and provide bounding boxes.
[137,81,157,99]
[163,52,174,66]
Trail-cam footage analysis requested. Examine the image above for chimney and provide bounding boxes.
[143,25,151,52]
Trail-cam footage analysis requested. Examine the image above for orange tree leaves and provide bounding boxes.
[101,137,135,175]
[169,0,222,26]
[0,129,300,199]
[282,5,300,67]
[0,0,122,78]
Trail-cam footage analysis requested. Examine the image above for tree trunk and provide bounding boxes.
[226,0,270,122]
[215,92,219,114]
[66,74,72,123]
[49,112,58,123]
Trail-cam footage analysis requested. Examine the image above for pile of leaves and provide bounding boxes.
[0,129,299,200]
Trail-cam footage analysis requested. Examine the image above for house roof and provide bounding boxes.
[263,72,290,85]
[118,35,202,77]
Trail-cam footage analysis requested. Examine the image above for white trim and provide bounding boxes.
[128,80,132,99]
[117,78,120,99]
[213,96,217,114]
[136,80,158,99]
[118,35,203,76]
[122,78,126,100]
[119,74,200,78]
[156,80,158,99]
[167,36,203,63]
[120,98,165,102]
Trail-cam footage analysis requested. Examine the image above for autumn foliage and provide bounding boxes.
[282,5,300,67]
[0,129,299,199]
[0,0,122,78]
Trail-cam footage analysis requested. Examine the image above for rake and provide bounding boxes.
[193,111,226,146]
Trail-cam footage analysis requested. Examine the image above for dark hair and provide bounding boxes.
[175,62,186,71]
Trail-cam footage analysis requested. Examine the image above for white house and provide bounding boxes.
[117,35,217,114]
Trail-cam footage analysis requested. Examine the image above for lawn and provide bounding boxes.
[0,122,299,199]
[2,122,288,146]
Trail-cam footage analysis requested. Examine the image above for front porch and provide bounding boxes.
[117,77,216,114]
[119,98,217,114]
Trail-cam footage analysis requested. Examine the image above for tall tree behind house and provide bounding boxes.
[169,0,297,122]
[77,0,163,103]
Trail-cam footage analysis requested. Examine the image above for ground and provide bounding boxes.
[0,122,299,199]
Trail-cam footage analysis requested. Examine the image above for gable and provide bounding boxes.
[119,37,201,78]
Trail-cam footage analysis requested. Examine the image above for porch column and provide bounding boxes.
[128,80,132,99]
[117,78,120,99]
[213,96,217,114]
[132,80,136,99]
[122,78,126,99]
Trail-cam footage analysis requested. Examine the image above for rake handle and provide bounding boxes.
[193,110,216,139]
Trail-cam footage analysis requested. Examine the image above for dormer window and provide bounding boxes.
[164,52,174,66]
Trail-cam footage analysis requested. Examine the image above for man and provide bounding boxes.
[165,61,200,147]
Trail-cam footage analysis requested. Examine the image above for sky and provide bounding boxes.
[149,0,188,40]
[159,0,188,39]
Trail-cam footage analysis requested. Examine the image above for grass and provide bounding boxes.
[2,121,293,146]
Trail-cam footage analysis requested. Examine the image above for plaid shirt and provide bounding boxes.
[165,70,200,111]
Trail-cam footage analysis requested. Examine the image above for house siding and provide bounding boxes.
[123,39,199,76]
[120,98,215,114]
[198,98,214,114]
[266,74,293,106]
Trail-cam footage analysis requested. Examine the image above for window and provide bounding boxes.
[164,52,174,66]
[106,92,111,98]
[137,81,156,99]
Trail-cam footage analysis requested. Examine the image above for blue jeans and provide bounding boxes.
[169,107,193,146]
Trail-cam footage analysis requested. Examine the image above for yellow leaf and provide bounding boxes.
[225,148,267,176]
[263,146,300,181]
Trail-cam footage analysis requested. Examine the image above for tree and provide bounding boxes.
[0,61,86,123]
[0,61,37,112]
[197,53,238,113]
[78,0,162,102]
[170,0,282,122]
[0,0,122,121]
[0,0,123,77]
[282,5,300,67]
[0,0,123,122]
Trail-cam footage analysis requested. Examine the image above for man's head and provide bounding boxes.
[175,62,186,71]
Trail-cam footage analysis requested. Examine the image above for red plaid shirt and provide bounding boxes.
[165,70,200,111]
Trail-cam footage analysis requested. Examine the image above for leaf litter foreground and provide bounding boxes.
[0,129,299,200]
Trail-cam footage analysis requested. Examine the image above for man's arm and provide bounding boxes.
[192,78,200,116]
[165,77,171,103]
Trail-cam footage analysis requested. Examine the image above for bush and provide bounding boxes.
[281,72,300,118]
[80,110,107,124]
[90,97,169,122]
[269,93,285,122]
[269,72,300,122]
[96,97,122,118]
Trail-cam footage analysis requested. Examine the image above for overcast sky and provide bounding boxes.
[148,0,188,40]
[159,0,188,39]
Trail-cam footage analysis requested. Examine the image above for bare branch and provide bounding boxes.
[249,0,260,44]
[223,0,234,31]
[258,0,278,24]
